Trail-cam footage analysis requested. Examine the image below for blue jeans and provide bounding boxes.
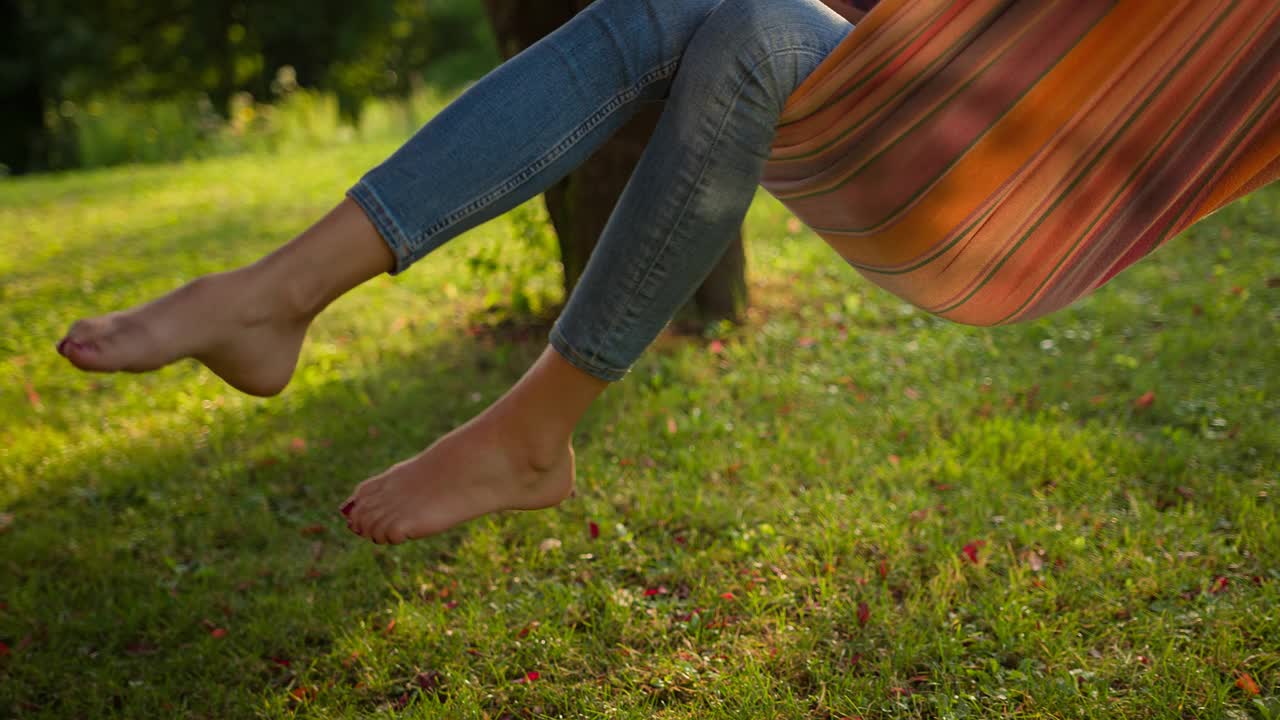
[348,0,853,381]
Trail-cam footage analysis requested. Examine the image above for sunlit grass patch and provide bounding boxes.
[1,144,1277,718]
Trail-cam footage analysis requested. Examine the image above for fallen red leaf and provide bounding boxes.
[1210,576,1230,594]
[720,592,736,601]
[962,540,986,564]
[1134,391,1155,410]
[857,601,870,626]
[0,641,9,656]
[443,600,459,610]
[289,686,316,702]
[643,586,668,597]
[210,628,227,638]
[588,521,600,539]
[23,381,41,410]
[383,619,396,636]
[877,560,889,580]
[515,671,540,684]
[709,340,725,354]
[271,656,291,667]
[415,670,442,691]
[1236,672,1261,696]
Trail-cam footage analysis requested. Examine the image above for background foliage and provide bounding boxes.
[1,0,498,174]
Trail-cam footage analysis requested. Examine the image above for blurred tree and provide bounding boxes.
[0,0,45,173]
[3,0,496,173]
[481,1,748,327]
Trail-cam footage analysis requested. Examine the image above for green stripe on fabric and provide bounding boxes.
[783,2,1105,224]
[772,2,1019,164]
[935,2,1252,320]
[988,1,1272,324]
[774,1,959,134]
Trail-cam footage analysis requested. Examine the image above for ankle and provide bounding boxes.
[235,260,325,322]
[476,407,570,473]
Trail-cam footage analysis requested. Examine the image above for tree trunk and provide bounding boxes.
[0,0,46,174]
[481,0,748,328]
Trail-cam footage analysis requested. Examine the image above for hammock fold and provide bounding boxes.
[767,0,1280,325]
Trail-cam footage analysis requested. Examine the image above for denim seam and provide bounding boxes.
[584,41,829,368]
[405,58,683,263]
[549,324,628,382]
[347,181,415,272]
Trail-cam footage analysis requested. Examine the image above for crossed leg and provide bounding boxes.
[57,0,852,544]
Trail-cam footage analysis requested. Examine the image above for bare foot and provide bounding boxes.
[57,268,313,397]
[341,413,575,544]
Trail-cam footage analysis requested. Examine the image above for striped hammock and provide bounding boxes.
[766,0,1280,326]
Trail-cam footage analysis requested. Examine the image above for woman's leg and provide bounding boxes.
[344,0,852,543]
[57,0,726,396]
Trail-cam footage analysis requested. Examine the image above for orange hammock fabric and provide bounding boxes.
[765,0,1280,326]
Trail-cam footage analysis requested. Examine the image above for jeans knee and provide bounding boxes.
[687,0,851,109]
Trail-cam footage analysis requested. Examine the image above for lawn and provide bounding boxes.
[1,138,1277,718]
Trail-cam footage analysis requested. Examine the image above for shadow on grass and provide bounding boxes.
[1,317,594,714]
[3,206,1278,715]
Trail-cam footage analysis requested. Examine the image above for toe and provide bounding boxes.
[367,517,391,545]
[346,508,368,536]
[62,340,104,370]
[351,503,387,539]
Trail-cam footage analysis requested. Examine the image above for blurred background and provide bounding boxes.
[0,0,500,175]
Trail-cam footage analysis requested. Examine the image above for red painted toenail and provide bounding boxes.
[340,500,355,516]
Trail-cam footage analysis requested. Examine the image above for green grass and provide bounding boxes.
[1,138,1277,719]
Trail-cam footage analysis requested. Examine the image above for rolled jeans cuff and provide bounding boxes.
[347,180,416,275]
[549,325,630,382]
